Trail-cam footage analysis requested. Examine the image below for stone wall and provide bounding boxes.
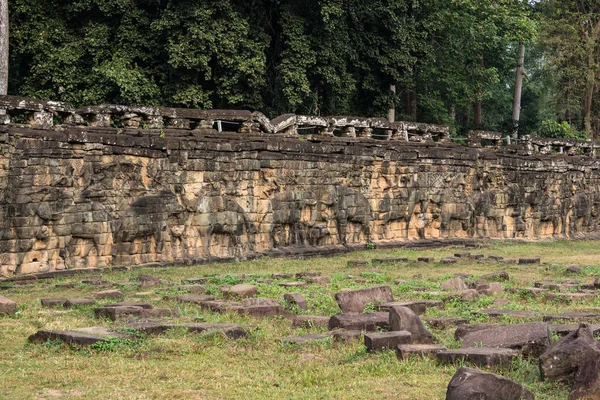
[1,96,600,276]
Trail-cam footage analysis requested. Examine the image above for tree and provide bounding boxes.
[539,0,600,138]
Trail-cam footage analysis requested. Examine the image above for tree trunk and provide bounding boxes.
[387,84,396,123]
[473,102,482,126]
[512,42,525,138]
[0,0,7,97]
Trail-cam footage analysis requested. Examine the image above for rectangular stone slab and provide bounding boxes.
[436,348,519,367]
[365,331,411,352]
[460,322,551,357]
[377,300,444,315]
[28,330,128,346]
[0,295,17,314]
[328,312,389,331]
[334,286,394,313]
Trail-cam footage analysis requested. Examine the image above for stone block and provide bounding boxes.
[328,312,389,332]
[389,306,436,344]
[222,284,257,299]
[460,322,550,357]
[40,298,67,308]
[334,286,394,313]
[436,348,519,368]
[364,331,411,352]
[377,300,443,315]
[0,295,17,314]
[446,367,534,400]
[91,290,124,300]
[283,292,307,310]
[64,298,95,308]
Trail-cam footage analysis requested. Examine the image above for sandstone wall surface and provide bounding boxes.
[0,125,598,276]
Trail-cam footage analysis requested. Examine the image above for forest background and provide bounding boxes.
[6,0,600,139]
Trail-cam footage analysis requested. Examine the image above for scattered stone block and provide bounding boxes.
[543,312,600,323]
[519,257,540,264]
[126,320,252,339]
[280,334,330,346]
[292,315,330,329]
[540,324,597,382]
[455,324,505,340]
[40,298,67,308]
[396,344,447,359]
[305,276,331,285]
[546,292,594,302]
[198,300,243,313]
[334,285,394,313]
[182,278,209,284]
[138,274,162,288]
[424,317,468,330]
[95,306,145,321]
[479,271,509,282]
[389,306,436,344]
[283,292,307,310]
[492,298,510,306]
[346,261,367,268]
[417,257,434,263]
[178,285,206,294]
[570,348,600,399]
[64,298,95,308]
[460,322,550,357]
[550,323,600,337]
[105,302,153,309]
[372,258,408,264]
[476,282,503,296]
[222,284,257,299]
[364,331,411,352]
[445,367,534,400]
[471,254,485,260]
[436,348,519,368]
[176,295,216,304]
[445,289,479,301]
[91,290,124,300]
[441,277,467,291]
[454,252,471,258]
[28,328,134,347]
[488,255,504,261]
[476,309,540,318]
[377,300,443,315]
[240,298,284,317]
[0,295,17,314]
[567,265,582,274]
[328,312,389,332]
[296,272,321,278]
[440,257,457,264]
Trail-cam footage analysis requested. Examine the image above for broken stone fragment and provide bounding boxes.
[91,290,124,300]
[445,367,534,400]
[539,324,597,382]
[334,286,394,313]
[440,277,467,291]
[0,295,17,314]
[283,292,307,310]
[388,306,436,344]
[221,284,257,299]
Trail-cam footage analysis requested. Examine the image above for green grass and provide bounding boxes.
[2,239,597,399]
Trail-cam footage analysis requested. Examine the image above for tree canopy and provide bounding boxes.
[6,0,598,138]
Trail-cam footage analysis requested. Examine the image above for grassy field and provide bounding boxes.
[3,240,600,399]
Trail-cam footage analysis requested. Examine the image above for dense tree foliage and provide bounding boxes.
[5,0,598,138]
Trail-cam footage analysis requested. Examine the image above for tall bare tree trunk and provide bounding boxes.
[473,102,482,126]
[512,42,525,138]
[582,17,600,139]
[387,84,396,123]
[0,0,7,98]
